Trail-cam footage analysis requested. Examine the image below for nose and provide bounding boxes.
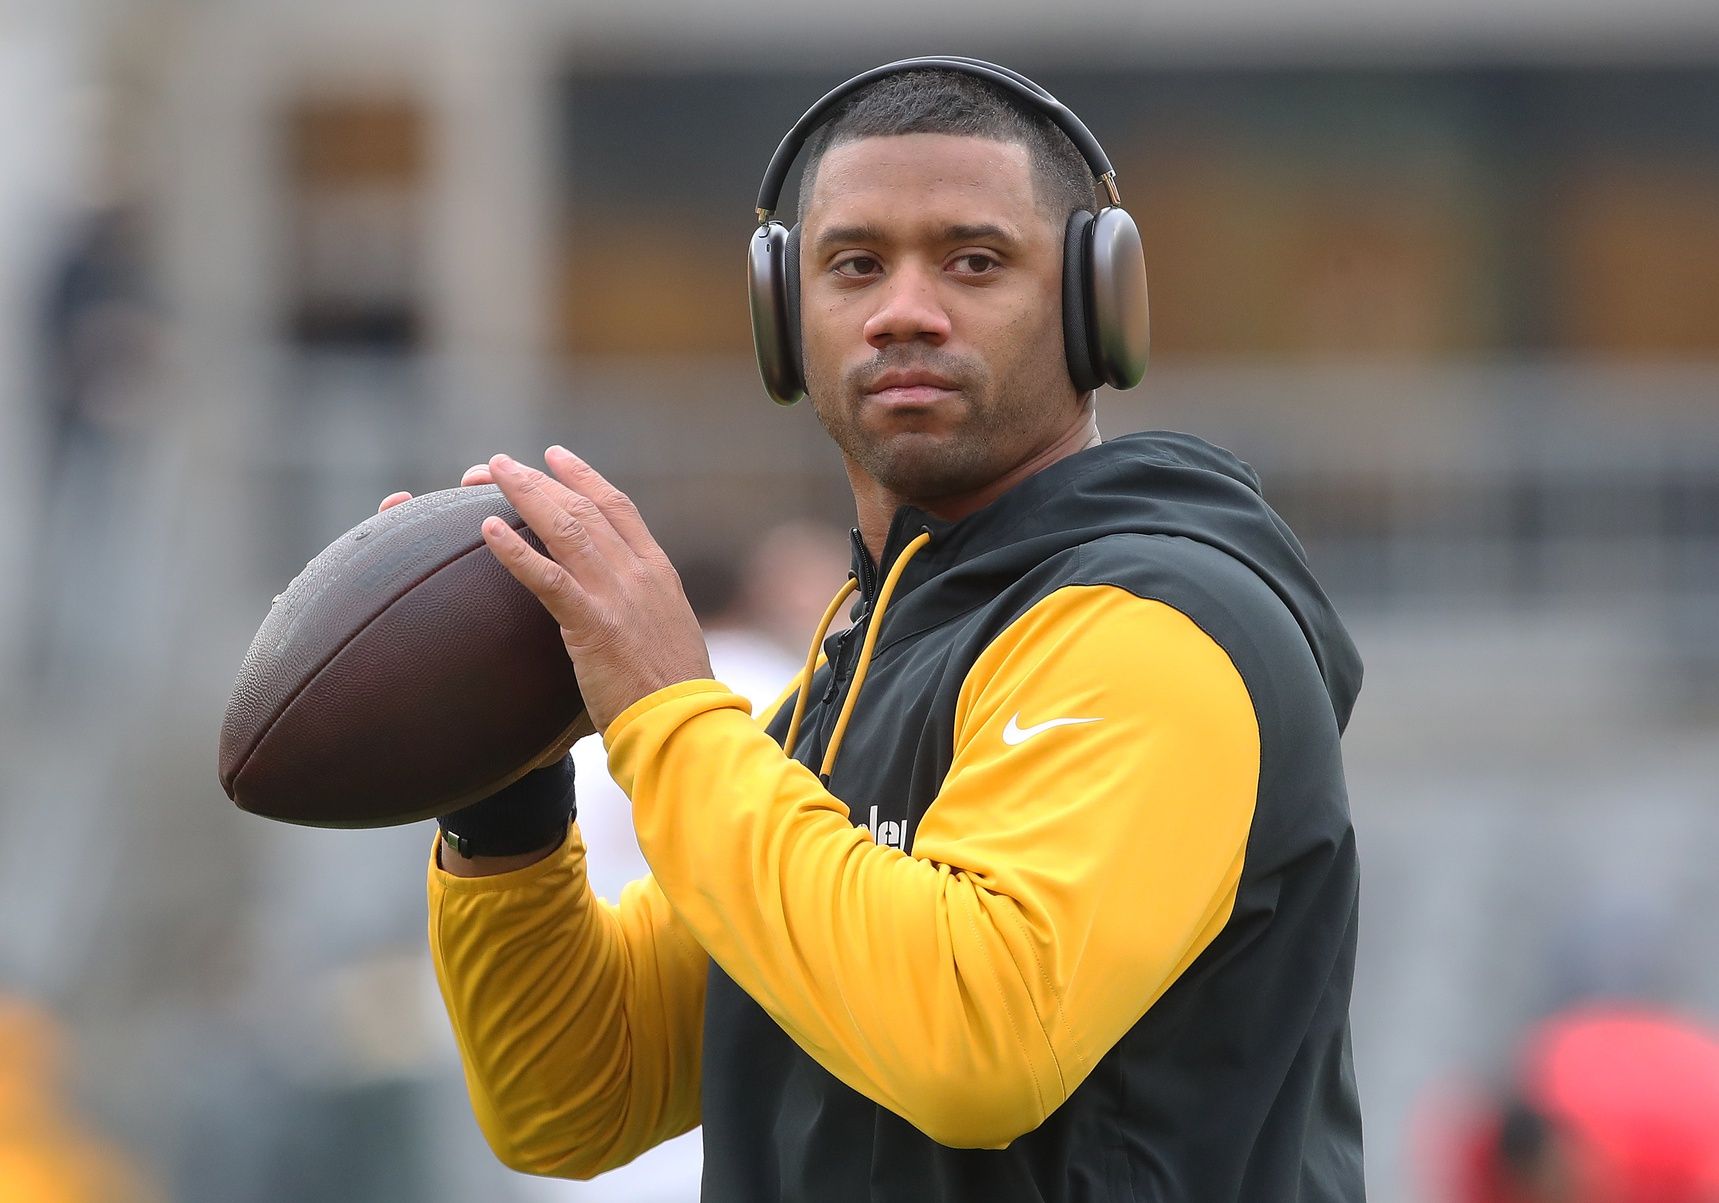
[862,261,952,352]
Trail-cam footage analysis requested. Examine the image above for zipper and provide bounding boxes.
[808,517,933,773]
[850,526,879,605]
[825,527,875,706]
[820,624,857,705]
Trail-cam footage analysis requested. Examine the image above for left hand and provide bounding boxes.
[481,446,713,734]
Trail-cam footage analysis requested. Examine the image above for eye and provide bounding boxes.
[950,252,999,276]
[833,255,881,278]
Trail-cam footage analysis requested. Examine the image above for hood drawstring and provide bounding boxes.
[782,530,934,785]
[782,576,857,758]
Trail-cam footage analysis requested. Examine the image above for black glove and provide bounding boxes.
[437,754,576,859]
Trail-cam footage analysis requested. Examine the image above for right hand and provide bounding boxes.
[381,463,594,769]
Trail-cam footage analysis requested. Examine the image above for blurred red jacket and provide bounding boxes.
[1457,1007,1719,1203]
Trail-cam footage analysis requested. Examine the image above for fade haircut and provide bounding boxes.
[795,69,1100,225]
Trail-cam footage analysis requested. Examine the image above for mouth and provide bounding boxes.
[864,371,961,407]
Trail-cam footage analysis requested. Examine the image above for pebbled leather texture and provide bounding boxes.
[217,486,586,828]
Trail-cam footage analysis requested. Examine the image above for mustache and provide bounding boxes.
[842,349,984,396]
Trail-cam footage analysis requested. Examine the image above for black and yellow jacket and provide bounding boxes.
[428,430,1366,1201]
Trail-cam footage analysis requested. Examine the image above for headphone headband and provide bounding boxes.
[754,56,1119,221]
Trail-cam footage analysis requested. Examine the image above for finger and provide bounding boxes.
[543,445,661,559]
[379,491,412,513]
[488,453,628,569]
[460,464,493,487]
[480,514,589,632]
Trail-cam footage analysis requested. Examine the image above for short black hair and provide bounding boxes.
[795,69,1100,225]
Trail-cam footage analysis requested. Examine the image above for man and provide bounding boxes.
[402,65,1366,1201]
[1437,1007,1719,1203]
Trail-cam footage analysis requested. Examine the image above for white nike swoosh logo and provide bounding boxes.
[1002,712,1103,746]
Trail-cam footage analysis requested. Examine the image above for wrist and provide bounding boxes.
[437,754,576,860]
[436,839,562,879]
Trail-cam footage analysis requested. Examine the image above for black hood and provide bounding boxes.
[857,430,1363,733]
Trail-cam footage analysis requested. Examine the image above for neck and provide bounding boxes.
[848,404,1102,564]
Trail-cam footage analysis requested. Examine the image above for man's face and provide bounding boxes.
[798,133,1079,503]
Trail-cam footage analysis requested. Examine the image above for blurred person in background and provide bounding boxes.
[26,205,161,692]
[0,993,160,1203]
[401,60,1364,1202]
[1427,1006,1719,1203]
[674,542,816,711]
[737,520,855,664]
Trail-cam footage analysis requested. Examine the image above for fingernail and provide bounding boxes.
[547,444,570,460]
[492,453,515,473]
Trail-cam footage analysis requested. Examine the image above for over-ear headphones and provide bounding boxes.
[747,56,1150,407]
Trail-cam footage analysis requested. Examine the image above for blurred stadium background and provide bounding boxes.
[1,1,1717,1199]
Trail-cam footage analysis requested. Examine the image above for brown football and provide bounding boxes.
[218,485,586,827]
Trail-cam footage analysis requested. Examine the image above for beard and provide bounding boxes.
[806,346,1050,502]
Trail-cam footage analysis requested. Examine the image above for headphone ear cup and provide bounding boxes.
[746,220,805,405]
[1061,210,1104,395]
[783,223,805,391]
[1087,206,1150,389]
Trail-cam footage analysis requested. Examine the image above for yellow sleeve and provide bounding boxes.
[427,673,808,1178]
[605,584,1260,1149]
[427,822,707,1178]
